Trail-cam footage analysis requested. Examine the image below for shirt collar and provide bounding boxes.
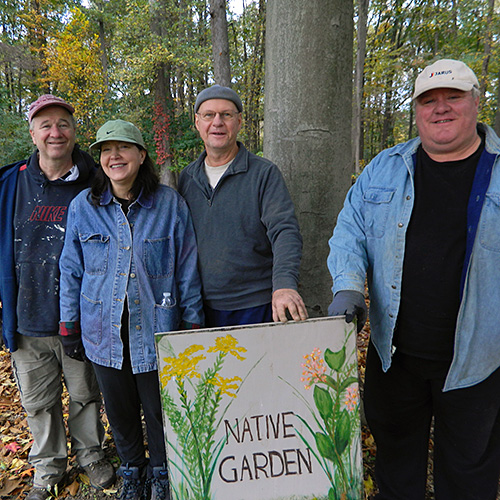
[100,186,153,208]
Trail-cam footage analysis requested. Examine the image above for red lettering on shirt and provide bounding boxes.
[29,206,67,222]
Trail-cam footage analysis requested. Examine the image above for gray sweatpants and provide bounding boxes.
[11,335,105,487]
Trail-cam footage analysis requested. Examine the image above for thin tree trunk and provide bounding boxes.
[352,0,369,174]
[210,0,231,86]
[479,0,495,102]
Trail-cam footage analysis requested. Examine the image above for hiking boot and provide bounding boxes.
[25,487,51,500]
[83,458,116,490]
[149,465,171,500]
[117,464,146,500]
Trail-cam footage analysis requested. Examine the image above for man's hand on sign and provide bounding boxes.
[272,288,308,323]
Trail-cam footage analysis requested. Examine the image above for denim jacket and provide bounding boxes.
[59,185,203,374]
[328,124,500,391]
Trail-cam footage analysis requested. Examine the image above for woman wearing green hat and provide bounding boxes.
[58,120,204,500]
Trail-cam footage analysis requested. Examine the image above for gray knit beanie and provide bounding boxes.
[194,85,243,113]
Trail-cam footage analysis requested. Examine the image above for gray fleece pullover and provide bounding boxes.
[178,143,302,310]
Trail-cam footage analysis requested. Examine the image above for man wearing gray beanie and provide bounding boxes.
[179,84,307,327]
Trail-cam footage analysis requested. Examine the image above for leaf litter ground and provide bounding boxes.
[1,311,497,499]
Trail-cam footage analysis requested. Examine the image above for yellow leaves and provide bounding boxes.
[42,7,107,125]
[364,474,375,495]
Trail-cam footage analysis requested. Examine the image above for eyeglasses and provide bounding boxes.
[197,111,241,122]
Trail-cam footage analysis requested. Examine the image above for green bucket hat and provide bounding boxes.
[90,119,146,151]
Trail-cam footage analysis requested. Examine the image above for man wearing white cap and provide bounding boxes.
[327,59,500,498]
[0,95,115,499]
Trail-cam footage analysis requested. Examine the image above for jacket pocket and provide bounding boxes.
[79,233,110,275]
[362,187,396,239]
[154,302,180,334]
[81,293,103,346]
[144,237,174,278]
[479,193,500,252]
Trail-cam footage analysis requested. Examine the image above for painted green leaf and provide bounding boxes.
[324,374,338,391]
[338,377,359,394]
[328,485,338,500]
[315,431,335,461]
[313,385,333,420]
[325,346,346,372]
[334,410,351,456]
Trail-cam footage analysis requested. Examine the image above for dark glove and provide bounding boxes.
[59,322,88,362]
[328,290,367,333]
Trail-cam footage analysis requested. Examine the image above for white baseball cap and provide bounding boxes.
[413,59,479,100]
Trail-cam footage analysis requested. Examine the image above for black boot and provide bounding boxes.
[117,464,146,500]
[149,464,171,500]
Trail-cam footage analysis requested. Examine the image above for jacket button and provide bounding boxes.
[392,285,396,289]
[123,246,130,250]
[135,299,140,305]
[130,273,136,278]
[398,222,403,228]
[135,325,141,330]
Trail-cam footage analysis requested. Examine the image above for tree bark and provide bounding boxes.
[479,0,495,102]
[352,0,369,174]
[149,0,175,188]
[263,0,354,316]
[210,0,231,86]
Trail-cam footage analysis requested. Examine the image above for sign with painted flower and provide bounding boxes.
[155,316,363,500]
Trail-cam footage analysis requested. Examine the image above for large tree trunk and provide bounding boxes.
[263,0,354,317]
[210,0,231,86]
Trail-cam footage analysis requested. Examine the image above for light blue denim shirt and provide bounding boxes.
[328,124,500,391]
[59,185,203,374]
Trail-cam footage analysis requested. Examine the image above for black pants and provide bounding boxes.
[364,343,500,500]
[92,357,167,473]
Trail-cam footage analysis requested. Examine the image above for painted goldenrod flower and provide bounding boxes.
[208,374,242,398]
[207,334,247,360]
[301,347,328,389]
[160,344,206,385]
[344,385,359,412]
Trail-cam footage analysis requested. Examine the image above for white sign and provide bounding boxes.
[155,317,363,500]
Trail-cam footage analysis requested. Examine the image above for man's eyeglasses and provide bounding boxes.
[197,111,241,122]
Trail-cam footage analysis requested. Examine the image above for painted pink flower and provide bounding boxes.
[344,385,359,412]
[301,348,328,389]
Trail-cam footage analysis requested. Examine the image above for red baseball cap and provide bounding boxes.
[28,94,75,123]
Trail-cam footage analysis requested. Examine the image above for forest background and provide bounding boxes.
[1,1,500,498]
[2,0,499,176]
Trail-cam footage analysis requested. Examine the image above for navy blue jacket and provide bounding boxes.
[0,147,95,352]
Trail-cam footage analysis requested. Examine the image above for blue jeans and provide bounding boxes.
[204,302,272,328]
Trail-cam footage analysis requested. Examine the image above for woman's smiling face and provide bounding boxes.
[100,141,146,198]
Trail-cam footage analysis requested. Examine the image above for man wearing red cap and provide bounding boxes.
[328,59,500,498]
[0,95,115,499]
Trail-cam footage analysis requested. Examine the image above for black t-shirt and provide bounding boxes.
[394,136,484,360]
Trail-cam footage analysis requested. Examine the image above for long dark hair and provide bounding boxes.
[90,147,160,206]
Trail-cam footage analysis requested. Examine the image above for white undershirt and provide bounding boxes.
[60,164,79,182]
[204,159,234,189]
